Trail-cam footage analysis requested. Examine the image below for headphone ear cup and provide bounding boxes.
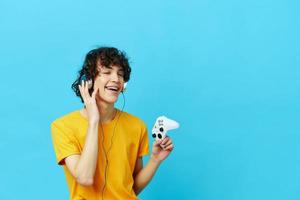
[122,83,127,92]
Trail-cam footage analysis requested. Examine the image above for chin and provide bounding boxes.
[102,95,119,104]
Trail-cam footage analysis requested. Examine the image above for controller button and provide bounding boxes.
[152,134,156,138]
[158,134,162,139]
[159,127,164,132]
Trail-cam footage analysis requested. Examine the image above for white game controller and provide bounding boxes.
[152,116,180,141]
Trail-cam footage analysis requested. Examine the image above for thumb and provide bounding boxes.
[154,140,162,147]
[92,88,98,99]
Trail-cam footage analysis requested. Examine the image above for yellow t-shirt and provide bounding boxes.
[51,109,150,200]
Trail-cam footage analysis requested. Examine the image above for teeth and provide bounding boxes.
[106,86,119,91]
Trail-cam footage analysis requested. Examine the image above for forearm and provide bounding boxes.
[75,122,99,184]
[133,156,161,195]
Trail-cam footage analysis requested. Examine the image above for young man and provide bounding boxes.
[51,47,174,200]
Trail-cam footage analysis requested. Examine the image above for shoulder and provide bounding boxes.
[119,111,149,137]
[119,111,149,141]
[120,111,147,128]
[51,110,83,130]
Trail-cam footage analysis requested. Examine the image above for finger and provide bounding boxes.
[79,84,87,103]
[83,80,89,97]
[83,80,91,99]
[162,140,172,147]
[95,89,101,100]
[81,79,86,91]
[91,88,98,99]
[165,144,174,151]
[161,137,170,145]
[153,140,162,147]
[82,81,88,100]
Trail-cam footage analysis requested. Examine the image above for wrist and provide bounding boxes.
[150,154,162,165]
[88,121,99,127]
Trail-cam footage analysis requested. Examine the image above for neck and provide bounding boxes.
[81,102,116,124]
[97,101,116,123]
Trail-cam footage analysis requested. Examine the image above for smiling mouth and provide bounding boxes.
[105,86,119,93]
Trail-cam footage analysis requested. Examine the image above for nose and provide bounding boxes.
[110,71,121,83]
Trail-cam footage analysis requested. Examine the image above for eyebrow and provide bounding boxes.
[103,66,124,72]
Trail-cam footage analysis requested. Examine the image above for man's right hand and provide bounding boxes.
[79,80,100,124]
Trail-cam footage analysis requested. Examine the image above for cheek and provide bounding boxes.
[95,85,105,95]
[93,78,105,89]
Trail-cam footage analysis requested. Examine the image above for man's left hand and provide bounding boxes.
[151,136,174,163]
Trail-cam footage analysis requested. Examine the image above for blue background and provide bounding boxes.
[0,0,299,199]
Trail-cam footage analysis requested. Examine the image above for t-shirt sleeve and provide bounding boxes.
[51,121,81,165]
[138,121,150,157]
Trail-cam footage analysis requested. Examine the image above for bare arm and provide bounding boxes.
[64,81,100,186]
[133,136,174,195]
[133,156,161,195]
[65,122,99,186]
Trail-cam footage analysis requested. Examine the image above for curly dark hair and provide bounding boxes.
[71,47,131,103]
